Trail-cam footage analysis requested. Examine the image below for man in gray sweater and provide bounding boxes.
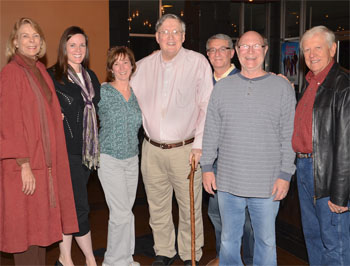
[201,31,296,266]
[205,33,253,266]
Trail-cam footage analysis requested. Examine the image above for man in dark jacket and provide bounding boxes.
[292,25,350,266]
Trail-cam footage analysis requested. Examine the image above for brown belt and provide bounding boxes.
[296,152,313,159]
[144,135,194,149]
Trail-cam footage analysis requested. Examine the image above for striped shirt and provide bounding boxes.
[201,73,296,197]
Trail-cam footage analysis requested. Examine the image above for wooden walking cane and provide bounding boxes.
[188,156,196,266]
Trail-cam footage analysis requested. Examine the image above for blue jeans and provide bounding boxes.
[218,191,279,266]
[296,158,350,266]
[209,160,254,264]
[242,209,254,265]
[208,193,254,265]
[208,192,222,255]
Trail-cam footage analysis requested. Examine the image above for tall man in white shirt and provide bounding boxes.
[130,14,213,266]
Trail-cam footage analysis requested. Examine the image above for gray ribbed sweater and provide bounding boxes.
[201,73,296,198]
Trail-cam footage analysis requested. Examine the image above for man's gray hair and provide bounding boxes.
[206,34,233,50]
[300,25,335,52]
[155,13,186,33]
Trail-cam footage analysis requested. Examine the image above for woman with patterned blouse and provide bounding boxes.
[98,46,142,266]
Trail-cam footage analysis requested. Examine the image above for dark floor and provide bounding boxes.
[0,173,307,266]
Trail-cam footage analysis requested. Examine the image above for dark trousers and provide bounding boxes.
[13,246,45,265]
[68,154,91,236]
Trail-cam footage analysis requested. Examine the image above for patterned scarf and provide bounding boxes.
[68,65,99,169]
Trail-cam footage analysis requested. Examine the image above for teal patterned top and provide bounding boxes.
[98,83,142,160]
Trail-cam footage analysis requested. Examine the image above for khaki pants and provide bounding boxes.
[98,154,139,266]
[141,140,203,261]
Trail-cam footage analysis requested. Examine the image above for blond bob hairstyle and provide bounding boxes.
[6,17,46,62]
[106,46,136,82]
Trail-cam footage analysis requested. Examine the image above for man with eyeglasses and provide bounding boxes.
[204,33,254,266]
[130,14,213,266]
[206,34,239,82]
[201,31,296,265]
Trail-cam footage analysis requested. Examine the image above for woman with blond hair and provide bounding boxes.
[0,17,78,265]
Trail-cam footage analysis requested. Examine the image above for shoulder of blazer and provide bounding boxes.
[86,69,101,89]
[47,67,69,86]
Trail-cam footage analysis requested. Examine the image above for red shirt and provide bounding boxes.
[292,60,334,153]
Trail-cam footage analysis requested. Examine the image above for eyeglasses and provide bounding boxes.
[207,47,231,54]
[158,29,183,37]
[238,44,266,50]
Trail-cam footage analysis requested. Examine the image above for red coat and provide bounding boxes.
[0,55,79,253]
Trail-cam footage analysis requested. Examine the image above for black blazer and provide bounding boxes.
[47,67,100,155]
[299,63,350,206]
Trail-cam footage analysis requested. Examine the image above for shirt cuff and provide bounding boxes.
[16,158,30,166]
[201,164,214,173]
[279,171,292,182]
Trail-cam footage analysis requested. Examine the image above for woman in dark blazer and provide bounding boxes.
[48,26,100,266]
